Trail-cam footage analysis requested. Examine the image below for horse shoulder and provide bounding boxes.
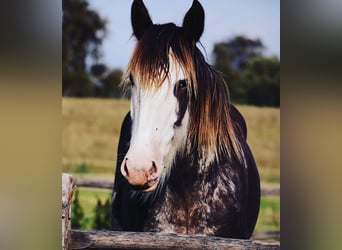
[230,105,261,238]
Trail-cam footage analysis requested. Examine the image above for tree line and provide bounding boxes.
[63,0,279,106]
[213,36,280,107]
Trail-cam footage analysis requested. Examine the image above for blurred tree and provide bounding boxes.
[62,0,106,96]
[95,69,123,98]
[214,35,263,72]
[213,35,279,106]
[103,197,111,228]
[242,56,280,106]
[71,189,84,228]
[93,196,111,229]
[93,199,103,229]
[62,70,93,97]
[91,63,107,77]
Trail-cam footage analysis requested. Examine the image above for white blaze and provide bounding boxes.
[123,55,189,189]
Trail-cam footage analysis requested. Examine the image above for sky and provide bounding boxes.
[88,0,280,70]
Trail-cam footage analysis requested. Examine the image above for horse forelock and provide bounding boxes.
[122,24,195,92]
[123,23,245,164]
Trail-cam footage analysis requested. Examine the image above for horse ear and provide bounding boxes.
[131,0,153,40]
[182,0,205,44]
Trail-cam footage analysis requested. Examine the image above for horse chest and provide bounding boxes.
[144,171,238,236]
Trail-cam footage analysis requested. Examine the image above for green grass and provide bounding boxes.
[72,188,112,229]
[63,97,279,233]
[255,196,280,232]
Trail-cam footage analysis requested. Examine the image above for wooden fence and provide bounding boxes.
[62,173,280,249]
[73,177,280,196]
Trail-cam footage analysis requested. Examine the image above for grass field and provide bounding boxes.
[62,97,280,232]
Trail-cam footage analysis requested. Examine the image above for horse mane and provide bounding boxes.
[123,23,243,163]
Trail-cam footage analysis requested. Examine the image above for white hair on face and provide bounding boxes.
[128,53,190,193]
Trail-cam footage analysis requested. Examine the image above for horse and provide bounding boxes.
[111,0,260,239]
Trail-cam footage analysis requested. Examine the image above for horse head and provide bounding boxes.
[120,0,205,192]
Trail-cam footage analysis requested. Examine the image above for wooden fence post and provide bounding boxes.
[62,173,74,250]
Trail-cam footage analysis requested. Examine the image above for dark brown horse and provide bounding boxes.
[111,0,260,239]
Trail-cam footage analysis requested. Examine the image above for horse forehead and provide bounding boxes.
[168,51,186,77]
[129,48,187,93]
[156,55,186,89]
[139,58,185,90]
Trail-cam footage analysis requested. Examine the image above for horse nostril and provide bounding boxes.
[123,160,129,177]
[148,161,158,180]
[151,161,157,172]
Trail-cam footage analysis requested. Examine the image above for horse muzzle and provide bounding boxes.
[121,158,160,192]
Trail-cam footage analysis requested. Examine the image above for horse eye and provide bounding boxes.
[178,80,187,89]
[129,74,135,87]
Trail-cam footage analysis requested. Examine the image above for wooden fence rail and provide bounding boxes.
[70,229,280,249]
[63,174,280,249]
[73,177,280,196]
[74,177,114,189]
